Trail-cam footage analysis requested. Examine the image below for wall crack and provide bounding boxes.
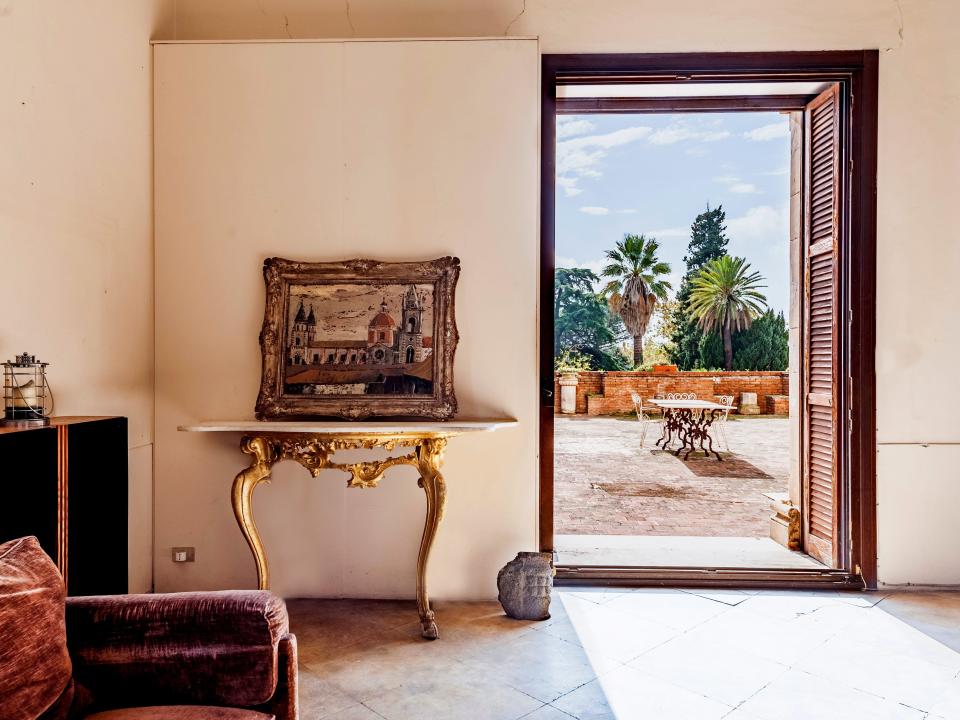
[504,0,527,36]
[345,0,356,36]
[885,0,905,52]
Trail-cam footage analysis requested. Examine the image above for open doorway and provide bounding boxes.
[540,53,878,588]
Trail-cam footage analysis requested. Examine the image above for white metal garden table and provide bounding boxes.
[648,399,731,461]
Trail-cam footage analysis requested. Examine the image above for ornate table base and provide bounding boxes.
[656,408,724,461]
[232,433,448,639]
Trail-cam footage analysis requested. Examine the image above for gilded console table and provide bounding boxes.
[178,419,516,639]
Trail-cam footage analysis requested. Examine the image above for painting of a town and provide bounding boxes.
[282,282,435,396]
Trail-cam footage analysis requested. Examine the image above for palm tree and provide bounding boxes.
[601,234,672,367]
[688,255,768,370]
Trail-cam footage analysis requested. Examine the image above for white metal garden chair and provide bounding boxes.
[666,392,697,400]
[710,395,735,452]
[631,392,663,448]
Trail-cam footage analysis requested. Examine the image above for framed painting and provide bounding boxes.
[255,257,460,420]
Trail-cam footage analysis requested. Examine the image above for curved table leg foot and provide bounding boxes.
[232,436,276,590]
[421,617,440,640]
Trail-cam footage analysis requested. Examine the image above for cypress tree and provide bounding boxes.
[732,310,789,371]
[669,205,729,369]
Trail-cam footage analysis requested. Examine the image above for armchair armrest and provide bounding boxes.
[66,590,289,710]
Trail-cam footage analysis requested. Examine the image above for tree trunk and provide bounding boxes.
[722,323,733,371]
[633,335,644,367]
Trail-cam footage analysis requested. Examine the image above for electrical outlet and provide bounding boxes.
[172,547,195,563]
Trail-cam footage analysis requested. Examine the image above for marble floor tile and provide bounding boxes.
[628,634,789,707]
[736,668,926,720]
[679,588,752,606]
[289,589,960,720]
[360,663,544,720]
[536,594,680,663]
[928,675,960,719]
[518,705,578,719]
[551,665,732,720]
[458,623,620,703]
[603,588,732,631]
[678,604,837,666]
[874,591,960,654]
[319,704,389,720]
[792,634,958,711]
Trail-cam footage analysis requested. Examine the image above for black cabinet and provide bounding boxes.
[0,417,128,595]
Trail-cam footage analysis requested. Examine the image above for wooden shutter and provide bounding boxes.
[802,84,841,567]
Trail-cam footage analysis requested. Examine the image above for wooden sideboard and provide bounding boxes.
[0,416,128,595]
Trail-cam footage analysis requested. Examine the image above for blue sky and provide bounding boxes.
[556,112,790,315]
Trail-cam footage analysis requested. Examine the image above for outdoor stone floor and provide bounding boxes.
[554,414,790,537]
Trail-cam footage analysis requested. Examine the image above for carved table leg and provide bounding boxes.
[657,408,674,448]
[232,436,275,590]
[415,437,447,640]
[701,409,723,461]
[673,408,693,457]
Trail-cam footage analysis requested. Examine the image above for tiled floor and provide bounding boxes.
[292,587,960,720]
[554,416,789,537]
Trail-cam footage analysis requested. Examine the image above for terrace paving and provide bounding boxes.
[554,414,790,538]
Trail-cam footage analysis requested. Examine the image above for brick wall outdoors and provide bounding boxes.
[554,370,790,415]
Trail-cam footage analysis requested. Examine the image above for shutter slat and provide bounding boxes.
[803,84,841,568]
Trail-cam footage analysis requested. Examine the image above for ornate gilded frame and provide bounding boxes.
[255,257,460,420]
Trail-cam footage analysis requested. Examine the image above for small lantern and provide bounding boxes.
[2,352,54,426]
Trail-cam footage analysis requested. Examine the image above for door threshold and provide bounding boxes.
[555,564,866,590]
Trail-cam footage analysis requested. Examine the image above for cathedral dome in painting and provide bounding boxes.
[369,308,396,328]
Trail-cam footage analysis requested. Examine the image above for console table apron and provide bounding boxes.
[178,420,516,640]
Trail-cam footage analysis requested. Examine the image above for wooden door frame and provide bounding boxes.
[540,51,878,589]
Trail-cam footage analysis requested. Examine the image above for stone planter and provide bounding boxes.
[558,372,579,414]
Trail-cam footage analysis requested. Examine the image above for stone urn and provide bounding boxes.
[497,551,554,621]
[558,372,579,415]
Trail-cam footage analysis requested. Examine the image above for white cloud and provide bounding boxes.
[555,256,608,284]
[714,175,761,194]
[579,206,610,215]
[649,123,730,145]
[726,205,788,244]
[556,125,652,197]
[556,117,597,139]
[556,120,731,196]
[645,226,689,239]
[743,121,790,142]
[556,176,583,197]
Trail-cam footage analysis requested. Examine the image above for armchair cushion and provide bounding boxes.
[0,536,73,720]
[66,591,288,709]
[85,707,274,720]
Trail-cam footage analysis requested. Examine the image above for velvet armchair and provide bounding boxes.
[0,536,298,720]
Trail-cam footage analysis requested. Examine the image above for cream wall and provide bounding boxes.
[7,0,957,593]
[158,0,960,587]
[0,1,174,592]
[153,39,540,598]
